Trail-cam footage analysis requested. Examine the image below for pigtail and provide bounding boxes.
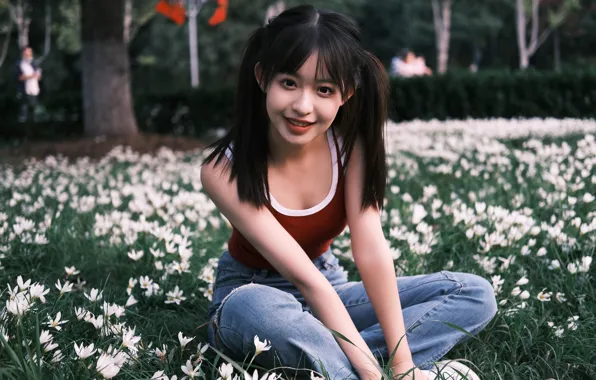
[343,51,390,211]
[203,27,271,207]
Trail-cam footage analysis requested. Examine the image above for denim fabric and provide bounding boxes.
[207,250,498,379]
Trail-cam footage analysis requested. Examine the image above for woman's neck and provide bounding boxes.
[267,128,328,166]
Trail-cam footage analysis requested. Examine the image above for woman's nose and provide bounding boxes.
[291,90,314,115]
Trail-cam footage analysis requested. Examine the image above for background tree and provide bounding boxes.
[431,0,452,73]
[0,4,13,68]
[516,0,580,69]
[81,0,137,136]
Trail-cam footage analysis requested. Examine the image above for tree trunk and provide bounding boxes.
[123,0,132,44]
[516,0,529,69]
[9,0,31,49]
[432,0,452,74]
[81,0,138,137]
[0,19,14,68]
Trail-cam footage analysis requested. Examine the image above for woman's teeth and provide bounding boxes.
[287,119,313,127]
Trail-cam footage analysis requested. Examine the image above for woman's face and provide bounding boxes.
[258,51,347,148]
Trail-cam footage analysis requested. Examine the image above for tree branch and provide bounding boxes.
[0,16,13,68]
[529,25,554,55]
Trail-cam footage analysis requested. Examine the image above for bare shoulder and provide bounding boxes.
[200,155,231,194]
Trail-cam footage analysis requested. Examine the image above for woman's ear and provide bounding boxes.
[254,63,265,92]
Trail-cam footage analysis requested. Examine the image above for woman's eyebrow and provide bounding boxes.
[280,72,337,86]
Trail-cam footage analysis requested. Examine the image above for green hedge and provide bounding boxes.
[390,69,596,121]
[1,70,595,141]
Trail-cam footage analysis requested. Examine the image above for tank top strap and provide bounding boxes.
[330,127,345,177]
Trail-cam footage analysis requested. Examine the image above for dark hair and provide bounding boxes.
[398,48,411,60]
[203,5,389,211]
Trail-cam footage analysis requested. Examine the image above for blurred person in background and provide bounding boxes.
[15,46,42,123]
[391,48,432,78]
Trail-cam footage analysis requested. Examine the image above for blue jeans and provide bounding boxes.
[207,250,497,379]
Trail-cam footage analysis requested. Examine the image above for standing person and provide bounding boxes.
[201,5,497,380]
[15,46,42,123]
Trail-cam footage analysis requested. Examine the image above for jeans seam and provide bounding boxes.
[423,307,497,371]
[419,277,497,369]
[212,283,259,354]
[405,277,463,335]
[343,276,460,309]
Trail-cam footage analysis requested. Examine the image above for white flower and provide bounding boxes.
[583,193,595,203]
[253,335,271,356]
[75,307,89,320]
[151,370,167,379]
[127,249,144,261]
[519,290,530,300]
[536,247,547,257]
[45,312,68,331]
[537,289,552,302]
[152,370,176,380]
[181,359,201,379]
[580,256,592,272]
[17,275,31,290]
[51,349,64,363]
[65,266,80,276]
[548,260,561,270]
[55,280,74,295]
[219,363,234,380]
[139,276,153,289]
[165,286,187,305]
[244,369,280,380]
[567,316,579,330]
[154,344,168,360]
[39,330,53,345]
[125,295,138,307]
[556,292,567,303]
[475,202,486,214]
[411,204,427,225]
[515,277,529,286]
[511,287,522,297]
[178,332,194,348]
[74,342,96,359]
[121,327,141,353]
[29,283,50,303]
[96,353,122,379]
[85,288,103,302]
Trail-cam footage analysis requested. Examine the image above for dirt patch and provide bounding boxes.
[0,133,209,165]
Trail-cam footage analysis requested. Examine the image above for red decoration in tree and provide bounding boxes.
[208,0,228,26]
[155,0,186,26]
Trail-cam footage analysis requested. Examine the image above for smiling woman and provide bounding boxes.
[200,4,497,380]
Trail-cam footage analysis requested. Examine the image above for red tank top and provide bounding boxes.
[226,128,348,270]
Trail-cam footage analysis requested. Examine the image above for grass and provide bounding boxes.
[0,119,595,379]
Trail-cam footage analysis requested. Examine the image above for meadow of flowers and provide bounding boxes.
[0,118,595,380]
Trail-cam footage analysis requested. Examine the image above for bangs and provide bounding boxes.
[258,24,359,97]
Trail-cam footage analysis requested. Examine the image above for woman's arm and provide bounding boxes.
[200,159,382,379]
[344,139,425,378]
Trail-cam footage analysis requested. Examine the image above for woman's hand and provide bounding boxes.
[391,361,427,380]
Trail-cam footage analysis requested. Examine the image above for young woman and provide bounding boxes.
[201,5,497,379]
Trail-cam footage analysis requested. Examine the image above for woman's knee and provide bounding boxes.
[218,283,299,325]
[457,272,498,323]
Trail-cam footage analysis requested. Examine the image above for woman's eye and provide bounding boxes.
[281,79,296,88]
[319,86,335,95]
